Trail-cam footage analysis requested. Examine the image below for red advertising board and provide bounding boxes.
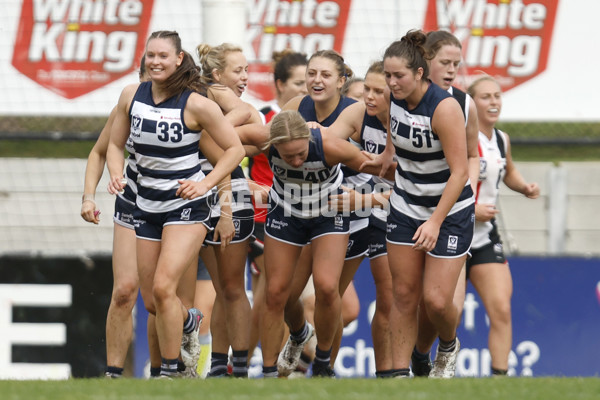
[246,0,351,102]
[11,0,154,99]
[424,0,558,92]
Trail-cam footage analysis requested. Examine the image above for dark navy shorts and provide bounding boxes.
[204,208,255,245]
[466,224,507,277]
[265,202,349,246]
[386,204,475,258]
[368,222,388,259]
[113,195,136,230]
[133,199,212,241]
[346,226,369,260]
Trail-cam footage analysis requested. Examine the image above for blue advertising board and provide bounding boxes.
[134,257,600,377]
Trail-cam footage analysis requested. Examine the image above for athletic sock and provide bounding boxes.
[209,352,229,376]
[263,365,278,378]
[313,346,332,367]
[183,309,197,334]
[231,349,249,377]
[438,337,457,353]
[392,368,411,377]
[150,366,161,377]
[492,367,508,376]
[412,347,431,362]
[289,322,308,342]
[106,366,123,377]
[375,369,396,378]
[160,357,179,377]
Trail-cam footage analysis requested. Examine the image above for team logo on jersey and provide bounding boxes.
[390,115,399,136]
[246,0,351,102]
[479,159,487,181]
[11,0,154,99]
[366,140,377,154]
[131,115,142,138]
[233,219,241,235]
[274,165,286,177]
[447,235,458,251]
[423,0,558,93]
[180,208,192,221]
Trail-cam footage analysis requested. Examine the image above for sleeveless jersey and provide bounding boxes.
[360,112,393,227]
[198,149,253,215]
[388,82,474,220]
[268,128,343,219]
[120,136,138,205]
[129,81,208,213]
[472,128,508,249]
[448,86,470,126]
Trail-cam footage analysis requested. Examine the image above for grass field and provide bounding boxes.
[1,377,599,400]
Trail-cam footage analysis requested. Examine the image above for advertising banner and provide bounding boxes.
[0,255,113,379]
[336,256,600,377]
[1,0,594,120]
[131,256,600,378]
[245,0,351,102]
[11,0,154,99]
[423,0,559,92]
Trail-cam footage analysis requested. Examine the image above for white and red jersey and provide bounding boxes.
[472,128,508,249]
[250,102,280,223]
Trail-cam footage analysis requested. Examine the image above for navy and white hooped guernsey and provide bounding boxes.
[268,128,343,219]
[360,112,393,226]
[388,82,474,220]
[129,81,209,214]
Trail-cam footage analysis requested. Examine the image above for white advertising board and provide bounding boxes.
[0,0,595,121]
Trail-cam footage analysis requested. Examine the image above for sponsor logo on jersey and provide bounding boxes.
[12,0,154,99]
[424,0,558,93]
[246,0,351,101]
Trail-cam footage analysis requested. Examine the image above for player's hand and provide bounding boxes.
[107,176,126,195]
[81,198,100,224]
[213,212,234,249]
[523,183,540,199]
[412,219,440,252]
[475,203,499,222]
[177,180,210,200]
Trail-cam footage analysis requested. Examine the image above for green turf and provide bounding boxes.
[0,377,599,400]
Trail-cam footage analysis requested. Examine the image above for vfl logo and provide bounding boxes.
[479,159,487,181]
[390,115,399,135]
[131,115,142,138]
[11,0,154,99]
[334,214,344,228]
[274,165,286,177]
[366,140,377,153]
[423,0,559,93]
[180,208,192,221]
[233,219,241,235]
[447,235,458,251]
